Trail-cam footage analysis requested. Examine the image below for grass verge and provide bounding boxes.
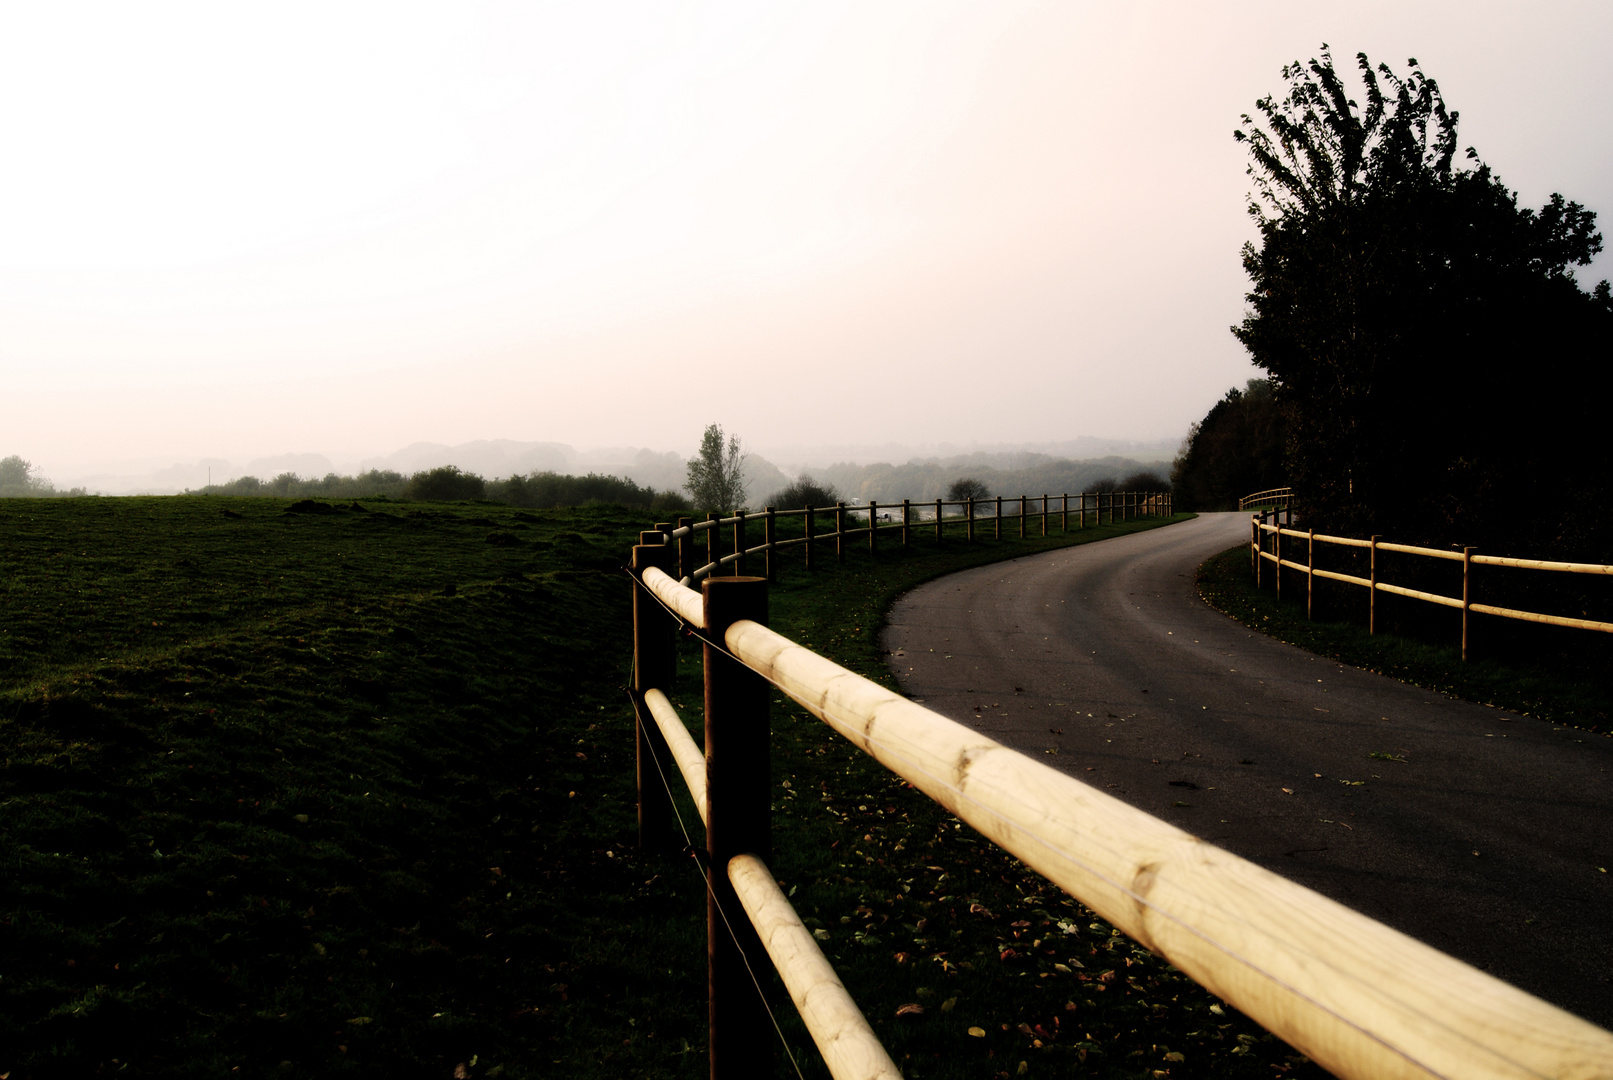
[2,500,1319,1078]
[1196,544,1612,734]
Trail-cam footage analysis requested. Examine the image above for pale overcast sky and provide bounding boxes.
[3,1,1609,480]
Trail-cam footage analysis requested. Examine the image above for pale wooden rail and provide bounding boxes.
[659,490,1172,584]
[729,854,903,1080]
[1250,511,1613,657]
[1239,486,1293,510]
[630,553,1613,1080]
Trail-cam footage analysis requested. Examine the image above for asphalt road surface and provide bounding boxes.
[882,512,1613,1028]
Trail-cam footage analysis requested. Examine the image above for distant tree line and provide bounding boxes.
[186,465,693,512]
[0,456,88,498]
[804,455,1171,506]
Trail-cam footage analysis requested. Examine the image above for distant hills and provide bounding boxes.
[52,436,1174,498]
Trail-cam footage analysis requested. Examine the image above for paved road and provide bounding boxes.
[882,512,1613,1027]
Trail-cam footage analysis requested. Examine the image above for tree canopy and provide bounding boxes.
[684,424,748,511]
[1234,47,1612,555]
[945,477,991,503]
[766,474,840,510]
[1172,380,1286,511]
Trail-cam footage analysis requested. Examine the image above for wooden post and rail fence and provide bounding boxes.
[659,489,1168,586]
[1250,506,1613,660]
[628,495,1613,1079]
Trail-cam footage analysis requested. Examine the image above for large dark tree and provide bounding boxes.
[1171,379,1286,511]
[1235,47,1612,556]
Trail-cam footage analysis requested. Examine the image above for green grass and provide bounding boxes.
[1,499,1322,1078]
[1196,544,1612,734]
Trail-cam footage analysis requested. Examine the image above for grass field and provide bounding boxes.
[2,498,1322,1078]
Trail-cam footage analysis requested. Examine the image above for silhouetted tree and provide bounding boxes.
[945,477,991,502]
[1119,470,1171,492]
[0,455,40,496]
[684,424,747,511]
[1235,46,1612,554]
[767,475,840,510]
[1171,379,1286,510]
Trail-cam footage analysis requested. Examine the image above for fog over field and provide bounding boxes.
[3,2,1608,484]
[52,435,1178,498]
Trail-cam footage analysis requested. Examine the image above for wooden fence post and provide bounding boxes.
[835,502,846,563]
[763,507,776,584]
[632,540,677,852]
[1018,496,1027,539]
[707,513,721,577]
[967,497,975,542]
[805,506,816,571]
[676,516,693,581]
[869,500,878,555]
[934,498,943,541]
[1369,535,1378,634]
[994,496,1003,540]
[902,499,910,546]
[1462,546,1475,661]
[1255,514,1262,589]
[734,510,747,577]
[1307,528,1315,620]
[1041,494,1048,536]
[702,576,772,1080]
[1062,493,1069,532]
[1275,518,1283,602]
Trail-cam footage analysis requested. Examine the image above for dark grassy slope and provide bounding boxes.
[2,500,1319,1079]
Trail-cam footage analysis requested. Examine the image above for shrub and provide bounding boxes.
[404,465,486,502]
[766,475,841,510]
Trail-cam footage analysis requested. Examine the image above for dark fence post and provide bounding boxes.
[835,502,846,563]
[1275,517,1283,602]
[632,540,677,852]
[1041,494,1048,536]
[902,499,910,546]
[1307,528,1315,620]
[707,512,721,577]
[994,496,1002,540]
[1462,547,1475,661]
[1369,535,1379,634]
[764,507,776,583]
[734,510,747,577]
[935,498,943,542]
[677,516,693,581]
[869,500,878,555]
[966,497,975,542]
[702,576,772,1080]
[1255,513,1263,589]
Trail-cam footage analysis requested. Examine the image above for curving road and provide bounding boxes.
[882,512,1613,1027]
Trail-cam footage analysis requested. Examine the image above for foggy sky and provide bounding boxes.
[3,1,1609,486]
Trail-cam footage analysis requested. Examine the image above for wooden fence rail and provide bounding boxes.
[629,509,1613,1079]
[1250,508,1613,659]
[654,490,1170,586]
[1238,486,1293,511]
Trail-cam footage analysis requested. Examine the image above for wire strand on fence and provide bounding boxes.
[627,572,1397,1066]
[626,679,808,1080]
[695,594,1605,1078]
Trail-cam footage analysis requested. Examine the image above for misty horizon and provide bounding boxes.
[33,433,1180,498]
